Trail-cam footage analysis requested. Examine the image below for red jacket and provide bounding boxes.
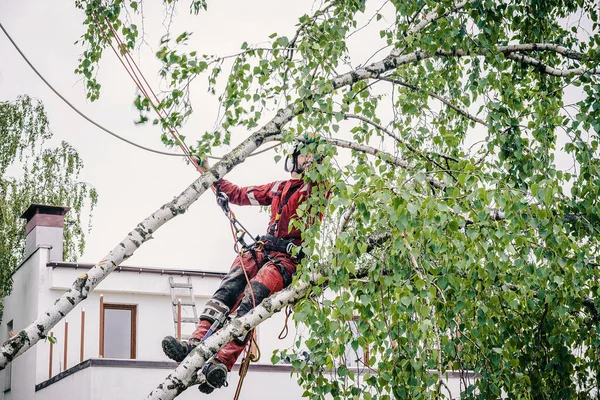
[217,179,313,244]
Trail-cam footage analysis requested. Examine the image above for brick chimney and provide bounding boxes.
[20,204,70,261]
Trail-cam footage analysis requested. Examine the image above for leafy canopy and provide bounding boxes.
[75,0,600,398]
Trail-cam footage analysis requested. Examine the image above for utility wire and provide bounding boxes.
[0,21,281,160]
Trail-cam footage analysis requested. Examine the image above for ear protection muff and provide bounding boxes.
[284,134,324,173]
[284,144,302,173]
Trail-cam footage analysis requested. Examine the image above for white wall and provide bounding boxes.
[32,264,300,391]
[35,366,92,400]
[33,361,303,400]
[1,247,48,400]
[43,265,297,368]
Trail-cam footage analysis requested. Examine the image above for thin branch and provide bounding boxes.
[391,1,470,57]
[302,135,446,189]
[344,113,420,153]
[497,43,585,61]
[378,76,487,126]
[337,202,356,234]
[434,47,600,76]
[287,1,336,51]
[504,52,600,77]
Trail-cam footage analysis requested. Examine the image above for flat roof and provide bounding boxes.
[35,358,295,392]
[47,262,227,278]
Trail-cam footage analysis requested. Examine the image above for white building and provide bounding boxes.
[0,204,471,399]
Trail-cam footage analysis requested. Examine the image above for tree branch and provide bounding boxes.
[434,46,599,76]
[378,76,487,126]
[344,113,421,153]
[391,1,470,57]
[304,134,446,189]
[504,52,599,77]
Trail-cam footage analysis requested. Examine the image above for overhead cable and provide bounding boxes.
[0,21,281,160]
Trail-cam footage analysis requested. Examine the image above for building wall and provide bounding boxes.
[1,247,49,400]
[44,265,296,370]
[33,361,304,400]
[88,364,304,400]
[35,366,92,400]
[36,269,225,384]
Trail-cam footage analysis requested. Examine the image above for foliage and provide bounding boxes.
[74,0,600,398]
[0,96,98,313]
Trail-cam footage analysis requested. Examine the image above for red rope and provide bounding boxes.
[90,10,205,177]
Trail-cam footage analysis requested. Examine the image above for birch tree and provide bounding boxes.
[3,1,600,399]
[0,96,97,321]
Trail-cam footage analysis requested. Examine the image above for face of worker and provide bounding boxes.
[296,152,314,172]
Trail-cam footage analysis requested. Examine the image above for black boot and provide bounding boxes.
[198,360,228,394]
[162,336,200,362]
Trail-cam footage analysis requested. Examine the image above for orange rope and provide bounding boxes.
[278,306,293,340]
[102,14,192,155]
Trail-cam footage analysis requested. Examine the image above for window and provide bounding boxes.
[101,304,137,359]
[5,321,12,392]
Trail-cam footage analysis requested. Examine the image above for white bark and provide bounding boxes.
[435,46,598,76]
[504,52,600,76]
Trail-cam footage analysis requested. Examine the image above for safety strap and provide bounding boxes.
[268,181,304,236]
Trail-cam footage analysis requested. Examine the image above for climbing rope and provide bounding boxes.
[233,331,260,400]
[225,200,259,400]
[90,9,206,175]
[278,306,293,340]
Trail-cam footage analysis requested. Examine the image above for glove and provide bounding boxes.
[191,154,209,172]
[216,192,229,212]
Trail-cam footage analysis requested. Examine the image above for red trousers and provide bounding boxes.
[190,249,297,370]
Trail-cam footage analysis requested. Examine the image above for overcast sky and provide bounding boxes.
[0,1,321,271]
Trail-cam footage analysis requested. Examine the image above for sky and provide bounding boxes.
[0,1,325,271]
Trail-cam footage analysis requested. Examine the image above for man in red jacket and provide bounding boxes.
[162,144,320,394]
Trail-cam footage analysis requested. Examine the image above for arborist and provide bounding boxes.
[162,139,325,394]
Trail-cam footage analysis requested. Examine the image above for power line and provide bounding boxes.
[0,21,281,160]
